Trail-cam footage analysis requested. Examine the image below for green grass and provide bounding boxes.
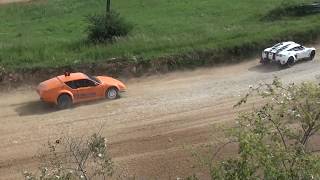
[0,0,319,70]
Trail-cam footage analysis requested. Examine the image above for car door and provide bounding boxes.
[74,79,101,102]
[300,46,311,59]
[296,46,307,60]
[65,80,79,98]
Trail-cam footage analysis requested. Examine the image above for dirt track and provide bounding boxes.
[0,43,320,179]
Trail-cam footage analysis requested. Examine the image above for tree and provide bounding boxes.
[211,78,320,179]
[106,0,111,13]
[86,0,132,43]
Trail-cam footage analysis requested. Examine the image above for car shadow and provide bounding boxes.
[14,98,115,116]
[14,101,58,116]
[249,59,314,73]
[248,63,282,73]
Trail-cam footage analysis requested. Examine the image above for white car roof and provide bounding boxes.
[270,41,300,52]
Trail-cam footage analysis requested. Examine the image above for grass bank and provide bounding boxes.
[0,0,319,74]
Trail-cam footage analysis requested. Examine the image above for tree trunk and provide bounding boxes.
[106,0,111,13]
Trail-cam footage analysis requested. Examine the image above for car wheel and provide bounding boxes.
[105,87,119,100]
[309,50,316,60]
[57,94,72,109]
[286,57,295,67]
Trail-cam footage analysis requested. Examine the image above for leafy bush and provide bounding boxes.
[211,78,320,179]
[23,133,113,180]
[264,1,320,20]
[87,11,133,43]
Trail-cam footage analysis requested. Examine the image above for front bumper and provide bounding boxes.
[118,89,127,98]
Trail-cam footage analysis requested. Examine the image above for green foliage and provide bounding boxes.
[186,174,200,180]
[0,0,320,70]
[212,78,320,179]
[23,133,113,180]
[264,1,320,20]
[87,11,133,43]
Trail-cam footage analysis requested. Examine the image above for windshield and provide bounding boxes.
[87,74,101,84]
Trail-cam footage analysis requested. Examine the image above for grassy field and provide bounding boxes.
[0,0,319,70]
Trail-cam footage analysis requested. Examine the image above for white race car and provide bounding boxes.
[260,41,316,67]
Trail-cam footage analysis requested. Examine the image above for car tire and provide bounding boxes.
[279,57,294,69]
[286,57,295,67]
[105,87,119,100]
[309,50,316,60]
[57,94,72,109]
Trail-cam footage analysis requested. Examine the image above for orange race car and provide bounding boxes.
[36,72,126,109]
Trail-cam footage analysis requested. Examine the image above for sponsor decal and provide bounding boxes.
[76,92,96,99]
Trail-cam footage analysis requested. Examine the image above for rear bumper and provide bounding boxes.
[260,57,280,64]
